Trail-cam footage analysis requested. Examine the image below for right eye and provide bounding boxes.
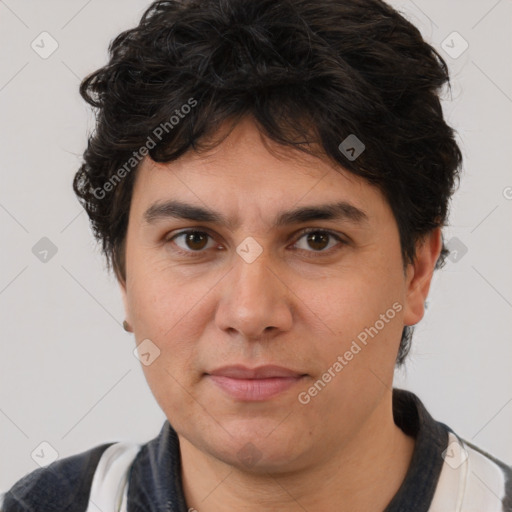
[166,230,220,257]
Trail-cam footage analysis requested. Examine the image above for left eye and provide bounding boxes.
[167,229,344,255]
[292,230,343,253]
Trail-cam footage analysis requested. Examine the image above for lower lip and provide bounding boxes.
[207,375,305,401]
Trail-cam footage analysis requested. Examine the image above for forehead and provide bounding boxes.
[129,117,391,229]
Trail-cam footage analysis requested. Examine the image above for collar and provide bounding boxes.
[127,388,448,511]
[384,388,449,511]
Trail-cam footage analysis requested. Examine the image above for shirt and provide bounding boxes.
[1,388,511,511]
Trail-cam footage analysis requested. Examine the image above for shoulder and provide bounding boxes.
[0,442,114,512]
[430,429,512,512]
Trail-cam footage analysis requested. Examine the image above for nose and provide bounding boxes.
[215,248,293,342]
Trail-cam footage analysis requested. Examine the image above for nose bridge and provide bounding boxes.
[231,244,277,305]
[216,241,292,338]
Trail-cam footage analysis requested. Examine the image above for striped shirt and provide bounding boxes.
[1,388,511,511]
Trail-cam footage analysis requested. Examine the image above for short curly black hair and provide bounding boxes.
[73,0,462,366]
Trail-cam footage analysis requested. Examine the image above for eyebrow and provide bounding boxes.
[143,199,369,230]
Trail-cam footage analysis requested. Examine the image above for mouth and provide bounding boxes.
[205,365,308,401]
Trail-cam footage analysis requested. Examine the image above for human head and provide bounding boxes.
[73,0,462,366]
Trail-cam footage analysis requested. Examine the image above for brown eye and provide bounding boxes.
[305,232,330,251]
[169,230,214,254]
[184,231,209,250]
[293,229,344,254]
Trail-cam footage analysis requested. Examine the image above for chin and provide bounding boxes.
[203,424,312,474]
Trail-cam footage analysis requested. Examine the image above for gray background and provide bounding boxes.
[1,0,511,491]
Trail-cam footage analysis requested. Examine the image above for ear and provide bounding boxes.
[115,265,131,327]
[402,228,442,327]
[112,242,132,325]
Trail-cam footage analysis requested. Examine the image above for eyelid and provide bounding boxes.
[294,227,348,243]
[291,228,347,256]
[165,228,222,257]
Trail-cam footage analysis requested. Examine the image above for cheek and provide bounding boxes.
[126,265,216,380]
[300,262,406,364]
[128,273,205,418]
[316,267,402,324]
[127,258,201,336]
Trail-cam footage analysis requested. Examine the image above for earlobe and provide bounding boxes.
[402,228,442,327]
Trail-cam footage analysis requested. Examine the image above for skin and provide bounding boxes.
[119,116,442,511]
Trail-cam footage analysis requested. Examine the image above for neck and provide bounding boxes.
[179,392,415,512]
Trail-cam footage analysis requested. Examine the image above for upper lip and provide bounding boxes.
[207,365,306,379]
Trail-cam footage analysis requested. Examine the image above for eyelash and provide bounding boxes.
[165,228,347,259]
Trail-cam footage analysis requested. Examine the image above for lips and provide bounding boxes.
[208,364,305,379]
[205,365,307,401]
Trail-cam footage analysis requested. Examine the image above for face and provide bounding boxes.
[120,116,437,473]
